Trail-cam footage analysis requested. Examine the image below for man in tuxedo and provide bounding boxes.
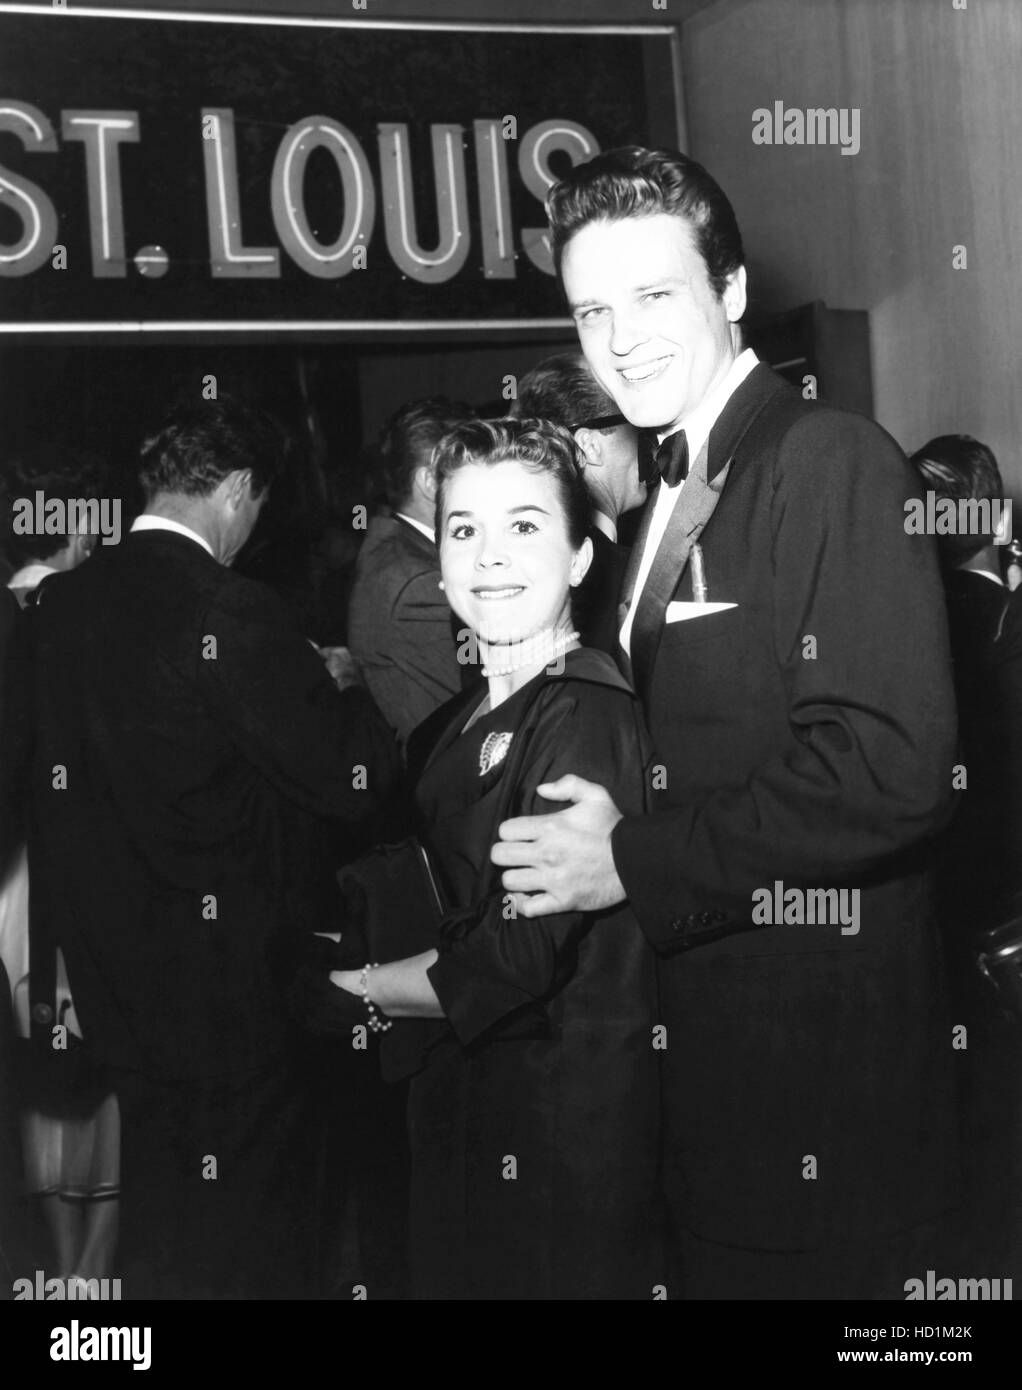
[513,353,647,652]
[348,397,475,747]
[909,436,1022,927]
[494,147,959,1298]
[28,397,399,1298]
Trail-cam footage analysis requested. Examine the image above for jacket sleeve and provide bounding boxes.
[429,684,650,1045]
[198,577,400,823]
[612,410,958,952]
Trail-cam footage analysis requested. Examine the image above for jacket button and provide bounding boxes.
[32,1003,53,1025]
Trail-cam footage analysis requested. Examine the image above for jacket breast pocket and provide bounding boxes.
[659,602,741,649]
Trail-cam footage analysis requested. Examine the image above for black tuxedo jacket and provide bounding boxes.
[941,571,1022,911]
[28,530,398,1082]
[611,364,959,1249]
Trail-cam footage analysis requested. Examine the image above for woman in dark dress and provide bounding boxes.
[329,419,661,1300]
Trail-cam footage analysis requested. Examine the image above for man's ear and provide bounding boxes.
[722,264,747,324]
[573,428,600,470]
[223,468,252,507]
[415,464,437,502]
[570,534,594,588]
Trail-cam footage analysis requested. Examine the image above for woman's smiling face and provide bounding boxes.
[439,457,590,648]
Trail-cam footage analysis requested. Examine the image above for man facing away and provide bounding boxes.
[909,436,1022,929]
[28,397,399,1298]
[513,353,648,653]
[348,397,476,748]
[494,147,959,1299]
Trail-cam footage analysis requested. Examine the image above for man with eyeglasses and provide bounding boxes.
[513,352,649,652]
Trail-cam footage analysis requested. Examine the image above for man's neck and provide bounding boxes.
[656,344,750,446]
[143,497,219,556]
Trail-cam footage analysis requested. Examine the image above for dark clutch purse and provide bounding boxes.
[337,837,447,965]
[335,838,452,1082]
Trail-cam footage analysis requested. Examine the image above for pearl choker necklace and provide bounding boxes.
[481,629,580,679]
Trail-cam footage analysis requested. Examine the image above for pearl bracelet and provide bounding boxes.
[359,963,393,1034]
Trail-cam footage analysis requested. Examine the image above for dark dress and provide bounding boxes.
[401,647,661,1300]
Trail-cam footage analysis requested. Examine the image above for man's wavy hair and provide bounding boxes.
[139,395,286,503]
[546,145,745,299]
[909,434,1005,563]
[433,417,590,549]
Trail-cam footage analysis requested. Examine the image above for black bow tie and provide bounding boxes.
[655,430,689,488]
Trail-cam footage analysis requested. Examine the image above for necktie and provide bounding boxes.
[655,429,689,488]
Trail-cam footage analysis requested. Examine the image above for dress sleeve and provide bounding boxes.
[427,682,650,1047]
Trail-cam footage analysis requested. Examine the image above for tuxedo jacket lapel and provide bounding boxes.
[628,364,786,706]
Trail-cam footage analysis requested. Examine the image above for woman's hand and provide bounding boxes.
[329,969,363,997]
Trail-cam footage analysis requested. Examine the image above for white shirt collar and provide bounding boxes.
[7,561,59,592]
[968,567,1004,588]
[395,512,436,544]
[591,510,618,544]
[657,347,760,478]
[130,514,215,558]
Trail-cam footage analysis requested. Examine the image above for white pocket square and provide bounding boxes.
[665,601,738,624]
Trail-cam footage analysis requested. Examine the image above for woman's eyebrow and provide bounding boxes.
[508,505,550,515]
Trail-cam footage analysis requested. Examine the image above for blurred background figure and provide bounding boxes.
[347,397,476,749]
[513,353,648,652]
[0,444,121,1295]
[909,434,1021,927]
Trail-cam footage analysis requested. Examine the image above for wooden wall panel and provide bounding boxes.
[683,0,1022,487]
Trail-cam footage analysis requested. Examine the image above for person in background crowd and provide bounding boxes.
[494,145,959,1300]
[0,582,31,1290]
[909,436,1022,929]
[27,397,398,1298]
[0,446,120,1295]
[512,354,648,652]
[348,397,476,748]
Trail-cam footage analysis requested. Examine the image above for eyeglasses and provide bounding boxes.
[571,413,627,431]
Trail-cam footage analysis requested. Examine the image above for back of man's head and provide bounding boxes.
[380,396,475,512]
[139,396,285,505]
[2,443,109,569]
[546,145,745,297]
[513,354,617,431]
[909,434,1005,565]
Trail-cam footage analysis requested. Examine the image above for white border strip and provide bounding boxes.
[0,3,675,36]
[0,318,576,333]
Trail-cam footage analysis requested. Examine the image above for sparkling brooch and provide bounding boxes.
[479,731,513,777]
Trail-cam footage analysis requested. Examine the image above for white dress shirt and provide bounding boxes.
[621,348,759,655]
[130,514,215,558]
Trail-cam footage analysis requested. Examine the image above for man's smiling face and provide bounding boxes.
[561,212,746,436]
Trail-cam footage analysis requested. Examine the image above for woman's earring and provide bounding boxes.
[438,580,445,591]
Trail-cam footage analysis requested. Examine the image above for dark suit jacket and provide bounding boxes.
[941,572,1022,913]
[611,364,959,1250]
[574,524,629,656]
[0,587,31,871]
[27,530,398,1082]
[348,515,463,744]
